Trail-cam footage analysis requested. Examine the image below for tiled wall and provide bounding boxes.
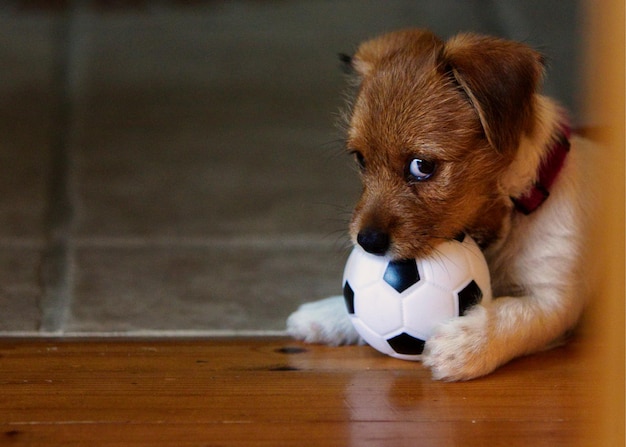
[0,0,581,335]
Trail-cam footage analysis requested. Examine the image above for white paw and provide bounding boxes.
[422,305,497,381]
[286,296,362,346]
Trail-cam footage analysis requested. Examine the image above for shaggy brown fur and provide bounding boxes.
[345,29,543,259]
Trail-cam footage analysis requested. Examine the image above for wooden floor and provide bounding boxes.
[0,336,604,446]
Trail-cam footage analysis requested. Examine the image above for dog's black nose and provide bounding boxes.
[357,228,390,255]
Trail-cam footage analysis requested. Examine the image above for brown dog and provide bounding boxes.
[287,29,590,381]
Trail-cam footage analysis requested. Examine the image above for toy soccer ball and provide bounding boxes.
[342,234,491,360]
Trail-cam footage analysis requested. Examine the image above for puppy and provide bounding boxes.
[287,29,590,381]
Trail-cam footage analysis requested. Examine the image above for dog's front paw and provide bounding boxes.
[286,296,362,346]
[422,305,498,381]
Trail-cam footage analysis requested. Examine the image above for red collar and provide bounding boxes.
[512,124,571,215]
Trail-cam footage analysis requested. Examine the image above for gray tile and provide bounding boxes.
[0,16,58,333]
[74,124,359,238]
[67,243,348,333]
[68,7,362,240]
[0,16,59,240]
[0,247,43,332]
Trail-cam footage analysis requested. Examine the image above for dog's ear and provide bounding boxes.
[442,34,545,155]
[352,29,443,78]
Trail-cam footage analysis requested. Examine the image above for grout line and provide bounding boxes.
[38,6,79,333]
[0,238,47,249]
[0,330,289,338]
[69,234,350,251]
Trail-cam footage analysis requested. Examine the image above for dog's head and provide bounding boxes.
[343,29,545,259]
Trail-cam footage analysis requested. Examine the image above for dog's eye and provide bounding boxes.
[351,151,366,171]
[407,158,435,181]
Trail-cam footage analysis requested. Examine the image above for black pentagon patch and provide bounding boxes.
[383,259,419,293]
[458,280,483,316]
[343,282,355,314]
[387,332,426,355]
[453,232,466,243]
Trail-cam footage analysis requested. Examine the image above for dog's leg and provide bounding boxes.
[421,293,578,381]
[286,296,363,345]
[422,203,585,381]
